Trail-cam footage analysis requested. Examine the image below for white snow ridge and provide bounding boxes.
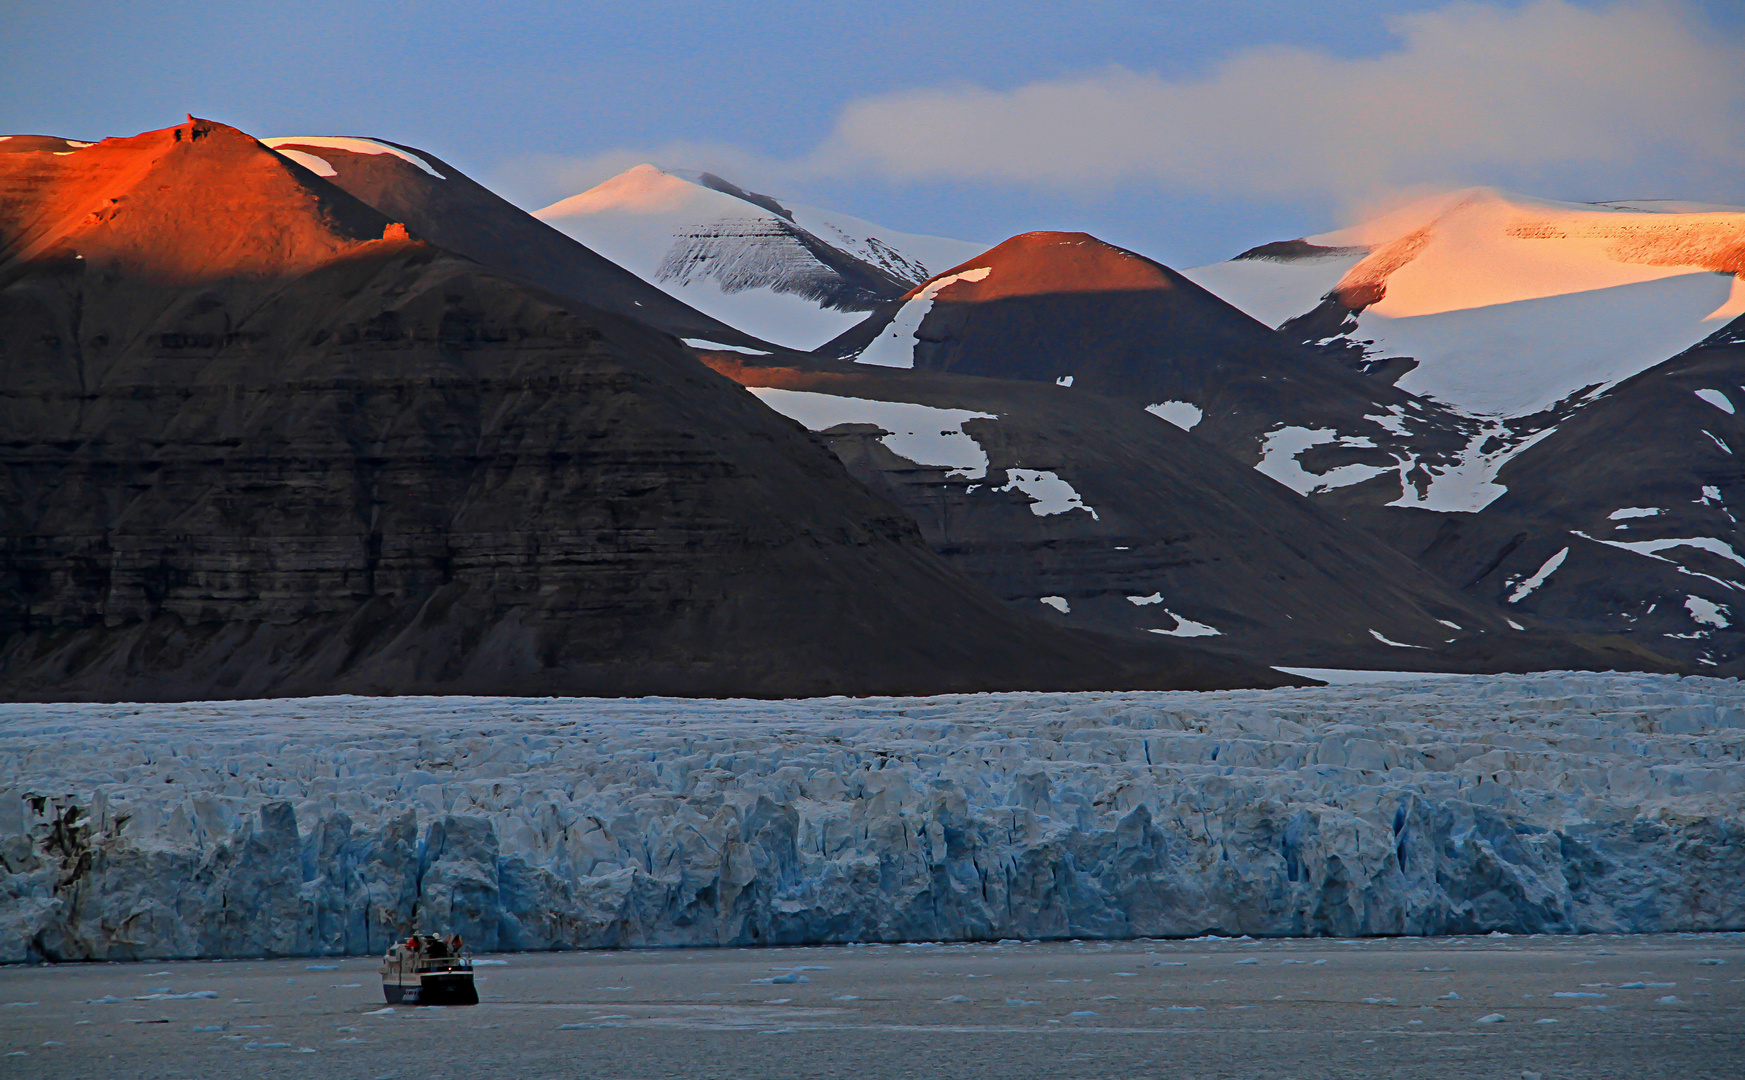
[4,673,1740,961]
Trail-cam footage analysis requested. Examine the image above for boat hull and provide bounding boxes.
[382,973,478,1006]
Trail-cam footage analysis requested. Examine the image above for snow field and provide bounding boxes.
[2,673,1742,962]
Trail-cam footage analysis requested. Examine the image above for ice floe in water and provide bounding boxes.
[1,672,1743,961]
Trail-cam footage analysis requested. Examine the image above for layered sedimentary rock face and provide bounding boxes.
[258,138,777,352]
[0,119,1271,699]
[2,674,1740,960]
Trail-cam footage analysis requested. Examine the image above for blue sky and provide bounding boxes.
[7,1,1743,265]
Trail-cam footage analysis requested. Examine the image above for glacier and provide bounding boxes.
[2,672,1742,962]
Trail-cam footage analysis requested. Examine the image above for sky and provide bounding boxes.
[6,0,1743,266]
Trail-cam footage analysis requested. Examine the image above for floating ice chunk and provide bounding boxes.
[754,974,808,984]
[364,1008,394,1016]
[1370,629,1427,649]
[1610,507,1664,520]
[1656,995,1683,1004]
[1507,547,1568,603]
[86,996,122,1005]
[1695,389,1735,414]
[940,995,971,1003]
[1236,958,1259,965]
[1113,972,1136,977]
[1040,596,1069,614]
[1128,593,1164,606]
[856,267,991,368]
[1162,1005,1206,1012]
[1474,1013,1507,1023]
[2,1002,38,1008]
[1066,1010,1099,1017]
[997,469,1098,518]
[680,338,772,355]
[473,959,509,966]
[556,1023,594,1030]
[1005,999,1039,1006]
[750,388,996,478]
[306,964,337,971]
[1146,401,1203,431]
[261,137,446,179]
[1438,619,1462,629]
[1439,992,1461,1000]
[1507,619,1526,630]
[833,995,860,1001]
[1056,375,1074,387]
[1697,958,1728,965]
[1552,992,1605,998]
[1362,997,1397,1004]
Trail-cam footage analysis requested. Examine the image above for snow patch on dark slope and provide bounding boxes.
[819,231,1488,510]
[535,165,985,349]
[1366,318,1745,671]
[704,354,1672,676]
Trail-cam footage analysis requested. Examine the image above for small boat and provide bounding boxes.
[379,933,478,1006]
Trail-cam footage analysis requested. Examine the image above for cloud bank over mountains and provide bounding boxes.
[505,1,1744,222]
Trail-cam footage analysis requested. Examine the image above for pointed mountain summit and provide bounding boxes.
[819,230,1480,506]
[1,119,1278,700]
[535,164,985,349]
[260,136,773,351]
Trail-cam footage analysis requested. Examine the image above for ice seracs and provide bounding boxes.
[3,673,1741,961]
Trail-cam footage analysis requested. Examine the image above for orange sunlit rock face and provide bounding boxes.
[0,118,396,287]
[1321,190,1745,318]
[915,231,1180,301]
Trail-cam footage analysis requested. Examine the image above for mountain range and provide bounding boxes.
[3,119,1738,699]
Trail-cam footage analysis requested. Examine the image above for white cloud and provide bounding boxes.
[493,1,1743,221]
[804,0,1744,203]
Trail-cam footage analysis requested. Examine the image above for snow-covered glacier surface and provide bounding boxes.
[3,673,1742,962]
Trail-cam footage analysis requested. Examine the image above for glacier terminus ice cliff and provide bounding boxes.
[2,672,1742,962]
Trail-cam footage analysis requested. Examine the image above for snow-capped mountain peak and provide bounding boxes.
[535,165,985,349]
[1187,187,1745,420]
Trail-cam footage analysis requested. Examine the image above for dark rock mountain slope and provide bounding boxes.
[260,136,775,351]
[700,354,1676,675]
[1352,319,1745,671]
[818,231,1479,497]
[0,118,1284,700]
